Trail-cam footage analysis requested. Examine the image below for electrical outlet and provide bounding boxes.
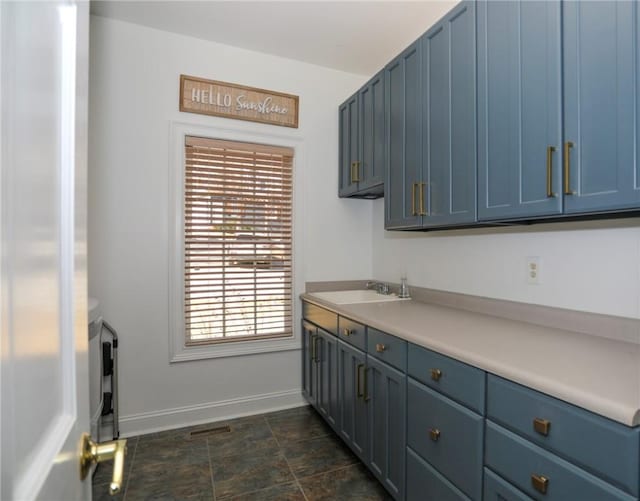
[526,256,541,285]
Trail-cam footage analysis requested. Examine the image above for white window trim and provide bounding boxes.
[168,121,305,362]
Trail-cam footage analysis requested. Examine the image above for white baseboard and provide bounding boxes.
[118,389,306,437]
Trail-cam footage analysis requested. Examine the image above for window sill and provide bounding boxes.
[169,336,300,363]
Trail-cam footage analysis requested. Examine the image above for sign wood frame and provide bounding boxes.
[179,74,299,128]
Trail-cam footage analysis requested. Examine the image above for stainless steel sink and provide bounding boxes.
[308,290,409,305]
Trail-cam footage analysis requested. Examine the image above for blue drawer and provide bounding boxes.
[483,468,533,501]
[487,375,640,496]
[367,327,406,371]
[407,379,483,500]
[406,447,470,501]
[302,301,337,335]
[338,316,366,351]
[485,421,636,501]
[408,343,485,413]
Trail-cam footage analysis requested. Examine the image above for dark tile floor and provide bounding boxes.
[92,405,392,501]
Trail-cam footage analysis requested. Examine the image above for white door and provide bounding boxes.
[1,1,92,500]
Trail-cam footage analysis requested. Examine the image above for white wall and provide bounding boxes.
[88,15,372,435]
[372,200,640,319]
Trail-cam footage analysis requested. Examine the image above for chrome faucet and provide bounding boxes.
[366,281,391,295]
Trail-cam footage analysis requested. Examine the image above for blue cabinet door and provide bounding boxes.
[563,1,640,213]
[338,92,359,197]
[338,340,368,460]
[317,328,338,429]
[367,356,406,500]
[422,1,477,227]
[407,448,471,501]
[302,321,317,406]
[385,41,423,229]
[477,0,562,221]
[359,71,385,195]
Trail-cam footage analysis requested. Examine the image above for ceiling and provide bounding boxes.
[90,1,456,75]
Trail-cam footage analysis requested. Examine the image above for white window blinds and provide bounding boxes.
[184,136,293,345]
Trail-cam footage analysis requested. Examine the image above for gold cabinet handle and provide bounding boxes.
[342,328,353,337]
[533,417,551,436]
[563,141,575,195]
[356,363,365,399]
[430,368,442,382]
[411,183,418,216]
[531,474,549,494]
[546,146,557,197]
[429,428,441,442]
[353,161,360,182]
[419,182,427,216]
[375,343,386,353]
[80,433,128,495]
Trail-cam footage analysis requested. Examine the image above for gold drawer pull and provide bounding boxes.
[531,474,549,494]
[353,161,361,182]
[533,417,551,436]
[429,428,441,442]
[343,328,353,337]
[430,368,442,381]
[419,182,428,216]
[375,343,386,353]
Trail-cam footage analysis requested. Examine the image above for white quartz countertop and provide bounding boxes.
[301,293,640,427]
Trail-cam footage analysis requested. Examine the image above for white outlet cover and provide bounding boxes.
[526,256,541,285]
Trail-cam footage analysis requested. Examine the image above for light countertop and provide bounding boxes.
[301,293,640,427]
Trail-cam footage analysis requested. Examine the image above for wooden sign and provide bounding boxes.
[179,75,299,128]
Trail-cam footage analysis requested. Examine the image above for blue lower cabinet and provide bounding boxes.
[337,340,368,460]
[338,316,367,351]
[367,327,407,372]
[407,343,485,414]
[302,321,317,406]
[485,421,636,501]
[487,375,640,496]
[407,378,483,500]
[367,356,406,500]
[316,328,338,429]
[484,468,533,501]
[406,447,470,501]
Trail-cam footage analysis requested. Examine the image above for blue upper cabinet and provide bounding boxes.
[386,2,476,230]
[385,41,423,229]
[477,0,563,221]
[563,1,640,213]
[422,1,477,227]
[338,92,359,197]
[359,71,385,195]
[338,72,384,199]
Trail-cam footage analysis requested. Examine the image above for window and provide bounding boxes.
[183,136,293,346]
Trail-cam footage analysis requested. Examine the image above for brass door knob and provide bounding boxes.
[430,368,442,381]
[343,328,353,337]
[375,343,386,353]
[79,433,127,495]
[429,428,441,442]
